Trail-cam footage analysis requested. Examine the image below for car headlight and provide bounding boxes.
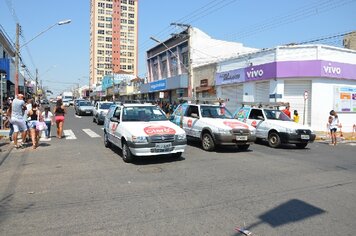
[286,128,297,134]
[250,128,256,135]
[218,128,231,134]
[132,136,148,143]
[176,133,186,140]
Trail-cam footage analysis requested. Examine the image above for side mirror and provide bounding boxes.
[110,117,120,123]
[191,113,199,119]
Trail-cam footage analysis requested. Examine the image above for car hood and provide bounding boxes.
[265,120,313,130]
[204,118,255,130]
[123,121,185,136]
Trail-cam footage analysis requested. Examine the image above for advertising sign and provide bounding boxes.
[333,86,356,112]
[215,68,245,85]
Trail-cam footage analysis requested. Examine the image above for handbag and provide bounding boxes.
[36,121,48,131]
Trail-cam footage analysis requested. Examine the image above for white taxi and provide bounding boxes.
[169,102,256,151]
[103,103,187,163]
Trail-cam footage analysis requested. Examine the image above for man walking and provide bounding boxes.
[11,94,28,148]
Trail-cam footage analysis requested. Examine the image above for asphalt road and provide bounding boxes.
[0,106,355,236]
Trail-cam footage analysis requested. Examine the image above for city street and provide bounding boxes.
[0,107,355,236]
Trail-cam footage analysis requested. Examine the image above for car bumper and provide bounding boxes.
[279,132,316,144]
[80,110,93,115]
[127,140,187,156]
[213,133,256,145]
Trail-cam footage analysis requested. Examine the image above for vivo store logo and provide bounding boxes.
[323,63,341,75]
[246,68,264,79]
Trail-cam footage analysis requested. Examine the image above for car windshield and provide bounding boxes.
[264,109,292,121]
[99,103,114,109]
[122,106,168,122]
[79,101,92,106]
[200,105,233,118]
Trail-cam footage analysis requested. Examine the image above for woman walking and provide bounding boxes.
[41,106,54,139]
[27,103,41,149]
[54,99,66,138]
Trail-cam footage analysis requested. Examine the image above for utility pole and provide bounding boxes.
[35,69,38,102]
[15,23,20,96]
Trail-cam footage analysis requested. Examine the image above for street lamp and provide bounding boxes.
[15,19,71,95]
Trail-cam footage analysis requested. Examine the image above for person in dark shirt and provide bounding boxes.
[53,99,66,138]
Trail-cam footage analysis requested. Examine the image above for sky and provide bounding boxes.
[0,0,355,96]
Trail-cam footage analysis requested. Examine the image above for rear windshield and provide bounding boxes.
[79,101,92,106]
[99,103,114,109]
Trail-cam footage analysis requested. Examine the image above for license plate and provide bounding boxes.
[236,136,248,141]
[86,111,91,113]
[301,135,310,140]
[155,142,172,150]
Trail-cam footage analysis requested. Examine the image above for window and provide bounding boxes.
[98,23,105,28]
[129,0,135,5]
[128,6,135,11]
[98,30,105,35]
[98,36,105,41]
[105,50,112,56]
[105,37,112,42]
[97,43,105,48]
[186,106,199,118]
[170,57,178,76]
[97,50,104,55]
[106,3,112,8]
[98,9,105,14]
[128,13,134,18]
[128,45,134,50]
[106,17,112,21]
[121,6,127,11]
[120,65,127,70]
[161,60,167,78]
[248,109,264,120]
[120,58,127,63]
[106,23,112,28]
[128,20,134,25]
[121,19,127,24]
[106,44,112,49]
[98,16,105,21]
[121,0,127,3]
[121,12,128,18]
[98,2,105,7]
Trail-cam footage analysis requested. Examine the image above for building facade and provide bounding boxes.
[215,45,356,132]
[90,0,138,88]
[143,27,257,102]
[343,31,356,50]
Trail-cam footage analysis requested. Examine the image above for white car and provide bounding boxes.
[103,103,187,163]
[93,101,115,125]
[169,102,256,151]
[234,106,316,148]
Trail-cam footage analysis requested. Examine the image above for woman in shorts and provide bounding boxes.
[27,103,41,149]
[54,99,66,138]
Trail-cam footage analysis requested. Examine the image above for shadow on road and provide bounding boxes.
[232,199,326,235]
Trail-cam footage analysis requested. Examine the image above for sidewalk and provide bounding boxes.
[314,131,356,143]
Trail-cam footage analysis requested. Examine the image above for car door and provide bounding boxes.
[245,109,266,138]
[108,106,122,146]
[183,105,200,138]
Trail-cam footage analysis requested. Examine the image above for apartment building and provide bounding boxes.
[90,0,138,88]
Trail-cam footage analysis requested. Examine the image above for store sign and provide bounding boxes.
[149,79,166,92]
[215,68,245,85]
[245,62,277,81]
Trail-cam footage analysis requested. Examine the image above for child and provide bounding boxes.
[42,106,54,139]
[293,110,299,123]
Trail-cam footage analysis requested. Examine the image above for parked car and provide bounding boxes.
[62,99,71,107]
[233,105,316,148]
[169,101,256,151]
[75,101,94,116]
[74,99,86,110]
[103,103,187,163]
[93,101,115,125]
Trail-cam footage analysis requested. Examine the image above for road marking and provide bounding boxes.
[75,115,82,118]
[63,130,77,139]
[82,129,101,138]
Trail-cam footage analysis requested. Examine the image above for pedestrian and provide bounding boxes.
[27,103,41,149]
[54,99,66,138]
[41,106,54,139]
[24,98,33,142]
[293,110,299,123]
[4,100,14,141]
[10,94,28,148]
[328,110,339,146]
[282,104,291,118]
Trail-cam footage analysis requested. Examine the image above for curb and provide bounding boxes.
[0,139,13,166]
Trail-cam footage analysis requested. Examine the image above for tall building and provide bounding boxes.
[90,0,138,87]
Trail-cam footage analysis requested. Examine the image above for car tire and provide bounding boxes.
[268,132,281,148]
[296,143,308,149]
[237,144,250,151]
[172,152,182,159]
[104,131,112,148]
[122,142,134,163]
[202,132,215,151]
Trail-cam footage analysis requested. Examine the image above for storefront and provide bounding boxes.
[216,45,356,132]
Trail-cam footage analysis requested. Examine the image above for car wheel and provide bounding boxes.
[172,152,182,159]
[122,142,134,163]
[237,144,250,151]
[202,132,215,151]
[104,131,111,148]
[296,143,308,149]
[268,132,281,148]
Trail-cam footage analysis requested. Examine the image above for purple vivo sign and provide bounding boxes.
[215,60,356,85]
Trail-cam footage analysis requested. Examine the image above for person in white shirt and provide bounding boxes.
[41,106,54,139]
[328,110,339,146]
